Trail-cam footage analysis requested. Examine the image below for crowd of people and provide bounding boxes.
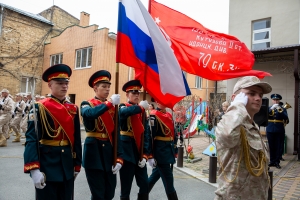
[0,90,47,147]
[0,63,290,199]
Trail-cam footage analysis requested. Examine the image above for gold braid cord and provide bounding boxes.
[218,126,268,183]
[240,126,266,177]
[38,104,62,138]
[157,118,171,136]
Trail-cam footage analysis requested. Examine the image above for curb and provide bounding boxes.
[173,165,218,188]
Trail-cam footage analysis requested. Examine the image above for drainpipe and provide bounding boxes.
[0,6,3,37]
[293,49,299,155]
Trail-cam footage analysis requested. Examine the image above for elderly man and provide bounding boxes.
[215,76,272,200]
[0,89,14,147]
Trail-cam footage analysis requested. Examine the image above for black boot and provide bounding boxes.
[137,193,148,200]
[167,191,178,200]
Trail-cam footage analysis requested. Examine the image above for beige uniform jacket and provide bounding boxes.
[215,102,269,200]
[14,101,26,116]
[0,97,14,114]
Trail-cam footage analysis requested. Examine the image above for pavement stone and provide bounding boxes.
[176,132,300,200]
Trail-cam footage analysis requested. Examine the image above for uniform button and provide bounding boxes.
[62,149,64,152]
[102,144,105,147]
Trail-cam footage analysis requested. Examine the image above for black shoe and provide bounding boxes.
[167,191,178,200]
[268,163,276,167]
[137,193,148,200]
[275,164,281,169]
[280,158,285,161]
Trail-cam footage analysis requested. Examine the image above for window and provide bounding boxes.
[50,53,63,66]
[21,77,35,93]
[252,19,271,50]
[75,47,92,69]
[195,76,202,88]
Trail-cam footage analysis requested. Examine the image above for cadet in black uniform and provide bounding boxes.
[81,70,123,200]
[118,80,151,200]
[23,64,82,200]
[266,94,289,169]
[147,101,178,200]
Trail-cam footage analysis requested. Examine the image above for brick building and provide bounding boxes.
[0,4,79,97]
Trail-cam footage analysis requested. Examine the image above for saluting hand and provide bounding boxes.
[232,92,248,106]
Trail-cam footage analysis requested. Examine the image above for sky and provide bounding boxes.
[1,0,229,34]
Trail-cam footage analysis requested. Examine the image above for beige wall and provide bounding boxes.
[42,25,131,107]
[0,7,52,96]
[229,0,300,48]
[185,74,215,100]
[228,0,300,154]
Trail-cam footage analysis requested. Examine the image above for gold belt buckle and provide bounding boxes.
[59,140,64,146]
[102,133,106,138]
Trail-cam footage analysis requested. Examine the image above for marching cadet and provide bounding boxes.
[119,80,151,200]
[20,93,33,145]
[266,93,289,169]
[147,100,178,200]
[35,95,41,102]
[0,89,14,147]
[10,93,26,142]
[81,70,123,200]
[23,64,82,199]
[3,94,15,140]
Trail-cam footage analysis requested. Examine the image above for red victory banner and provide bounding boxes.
[150,0,271,80]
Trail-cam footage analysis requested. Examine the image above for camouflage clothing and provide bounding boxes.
[215,102,269,200]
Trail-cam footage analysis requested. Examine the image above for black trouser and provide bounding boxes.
[85,168,116,200]
[36,178,73,200]
[148,164,175,194]
[267,131,282,164]
[119,160,148,198]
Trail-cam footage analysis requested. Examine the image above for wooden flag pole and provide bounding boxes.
[113,63,120,166]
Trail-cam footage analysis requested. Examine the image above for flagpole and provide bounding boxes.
[113,1,123,167]
[139,0,152,162]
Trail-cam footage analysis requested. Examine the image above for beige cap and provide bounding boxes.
[15,93,22,96]
[222,101,230,107]
[1,89,9,93]
[233,76,272,94]
[35,95,41,98]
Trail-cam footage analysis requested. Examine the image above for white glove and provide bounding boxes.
[27,103,31,107]
[74,171,79,180]
[22,111,25,115]
[11,111,14,115]
[148,158,157,169]
[0,101,3,105]
[138,158,147,168]
[110,94,120,106]
[139,100,149,110]
[232,92,248,106]
[112,163,122,174]
[270,104,278,110]
[30,169,46,189]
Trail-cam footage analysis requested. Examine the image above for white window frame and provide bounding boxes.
[50,53,63,66]
[252,19,271,50]
[21,77,36,93]
[252,28,271,45]
[75,47,93,69]
[195,76,202,89]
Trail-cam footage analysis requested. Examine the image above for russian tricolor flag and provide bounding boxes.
[116,0,191,108]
